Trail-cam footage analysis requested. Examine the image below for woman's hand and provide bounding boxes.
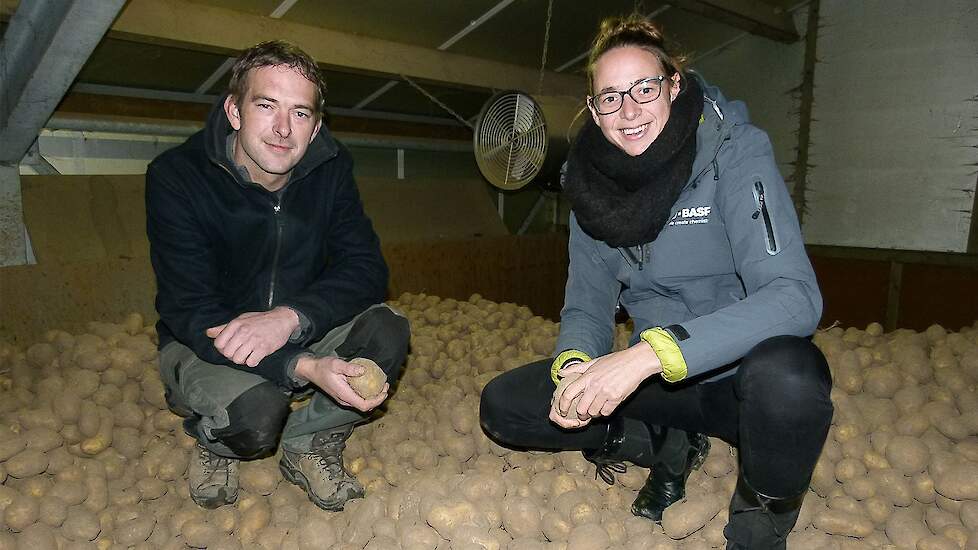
[549,372,592,429]
[550,343,663,426]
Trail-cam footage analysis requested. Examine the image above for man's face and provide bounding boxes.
[224,64,322,190]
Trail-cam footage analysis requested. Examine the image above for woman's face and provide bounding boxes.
[588,46,681,157]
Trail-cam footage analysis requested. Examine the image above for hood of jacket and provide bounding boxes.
[688,72,751,187]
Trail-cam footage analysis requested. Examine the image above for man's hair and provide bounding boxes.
[228,40,327,115]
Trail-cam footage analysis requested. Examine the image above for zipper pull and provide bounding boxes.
[752,181,763,219]
[713,158,719,181]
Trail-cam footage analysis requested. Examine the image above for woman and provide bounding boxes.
[480,14,833,550]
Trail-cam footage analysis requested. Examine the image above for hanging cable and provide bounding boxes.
[536,0,554,96]
[399,74,475,130]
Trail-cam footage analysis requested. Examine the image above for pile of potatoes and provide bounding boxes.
[1,295,977,549]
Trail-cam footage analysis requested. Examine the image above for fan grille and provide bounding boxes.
[474,92,548,191]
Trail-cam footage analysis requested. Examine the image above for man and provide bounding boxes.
[146,41,409,511]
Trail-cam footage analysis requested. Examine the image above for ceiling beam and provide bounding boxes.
[109,0,582,94]
[669,0,799,43]
[0,0,127,162]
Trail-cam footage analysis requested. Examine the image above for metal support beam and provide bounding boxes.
[193,0,300,94]
[0,165,27,266]
[354,0,514,110]
[0,0,127,163]
[22,140,60,175]
[109,0,582,93]
[669,0,799,43]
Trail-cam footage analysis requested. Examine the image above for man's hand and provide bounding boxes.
[551,343,662,425]
[206,306,299,367]
[294,355,389,412]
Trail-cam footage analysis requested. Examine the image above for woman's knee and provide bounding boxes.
[211,381,291,459]
[479,360,551,444]
[739,336,833,420]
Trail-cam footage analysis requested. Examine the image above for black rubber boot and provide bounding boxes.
[630,430,710,522]
[724,475,806,550]
[582,418,710,522]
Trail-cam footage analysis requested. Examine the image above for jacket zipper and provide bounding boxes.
[267,197,284,308]
[622,246,644,270]
[752,180,778,254]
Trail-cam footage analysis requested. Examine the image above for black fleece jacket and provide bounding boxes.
[146,99,388,386]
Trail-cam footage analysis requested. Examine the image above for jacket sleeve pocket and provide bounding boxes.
[750,178,780,256]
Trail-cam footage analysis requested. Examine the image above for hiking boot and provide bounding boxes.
[279,425,364,511]
[189,442,239,509]
[631,431,710,522]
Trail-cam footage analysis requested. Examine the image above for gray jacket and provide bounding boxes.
[555,79,822,383]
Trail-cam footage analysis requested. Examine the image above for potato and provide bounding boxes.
[11,523,57,549]
[4,494,39,532]
[48,480,88,506]
[0,435,27,461]
[934,462,978,500]
[296,516,339,550]
[813,508,874,537]
[347,358,387,399]
[182,519,222,548]
[885,435,931,474]
[240,461,280,496]
[425,497,486,539]
[62,506,101,541]
[916,534,960,550]
[4,448,48,478]
[79,408,113,455]
[885,508,931,550]
[661,496,723,539]
[565,523,611,550]
[542,510,573,543]
[114,512,157,546]
[37,497,67,528]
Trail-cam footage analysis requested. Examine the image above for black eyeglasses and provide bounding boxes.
[588,76,667,115]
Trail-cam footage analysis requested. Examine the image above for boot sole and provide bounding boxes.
[190,487,237,509]
[278,459,363,512]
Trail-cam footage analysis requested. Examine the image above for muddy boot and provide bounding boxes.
[631,430,710,522]
[279,424,365,511]
[189,442,240,509]
[724,475,805,550]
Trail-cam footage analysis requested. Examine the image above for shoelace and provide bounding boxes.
[593,461,627,485]
[198,445,231,475]
[306,435,349,477]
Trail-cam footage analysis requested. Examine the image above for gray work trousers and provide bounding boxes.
[158,304,407,456]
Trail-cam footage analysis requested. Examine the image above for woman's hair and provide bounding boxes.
[228,40,327,115]
[586,14,687,94]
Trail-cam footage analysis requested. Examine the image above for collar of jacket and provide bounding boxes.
[202,95,339,188]
[687,72,748,186]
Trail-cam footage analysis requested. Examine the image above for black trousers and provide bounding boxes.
[480,335,833,498]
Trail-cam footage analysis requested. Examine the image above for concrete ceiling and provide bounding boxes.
[1,0,804,133]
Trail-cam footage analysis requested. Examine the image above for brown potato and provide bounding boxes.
[347,358,387,399]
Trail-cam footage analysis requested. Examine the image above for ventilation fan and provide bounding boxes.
[474,91,583,191]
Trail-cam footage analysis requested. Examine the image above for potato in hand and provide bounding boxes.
[346,357,387,399]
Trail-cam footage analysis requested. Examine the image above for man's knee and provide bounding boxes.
[337,306,410,378]
[210,382,290,459]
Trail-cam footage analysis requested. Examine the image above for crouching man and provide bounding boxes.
[146,40,409,511]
